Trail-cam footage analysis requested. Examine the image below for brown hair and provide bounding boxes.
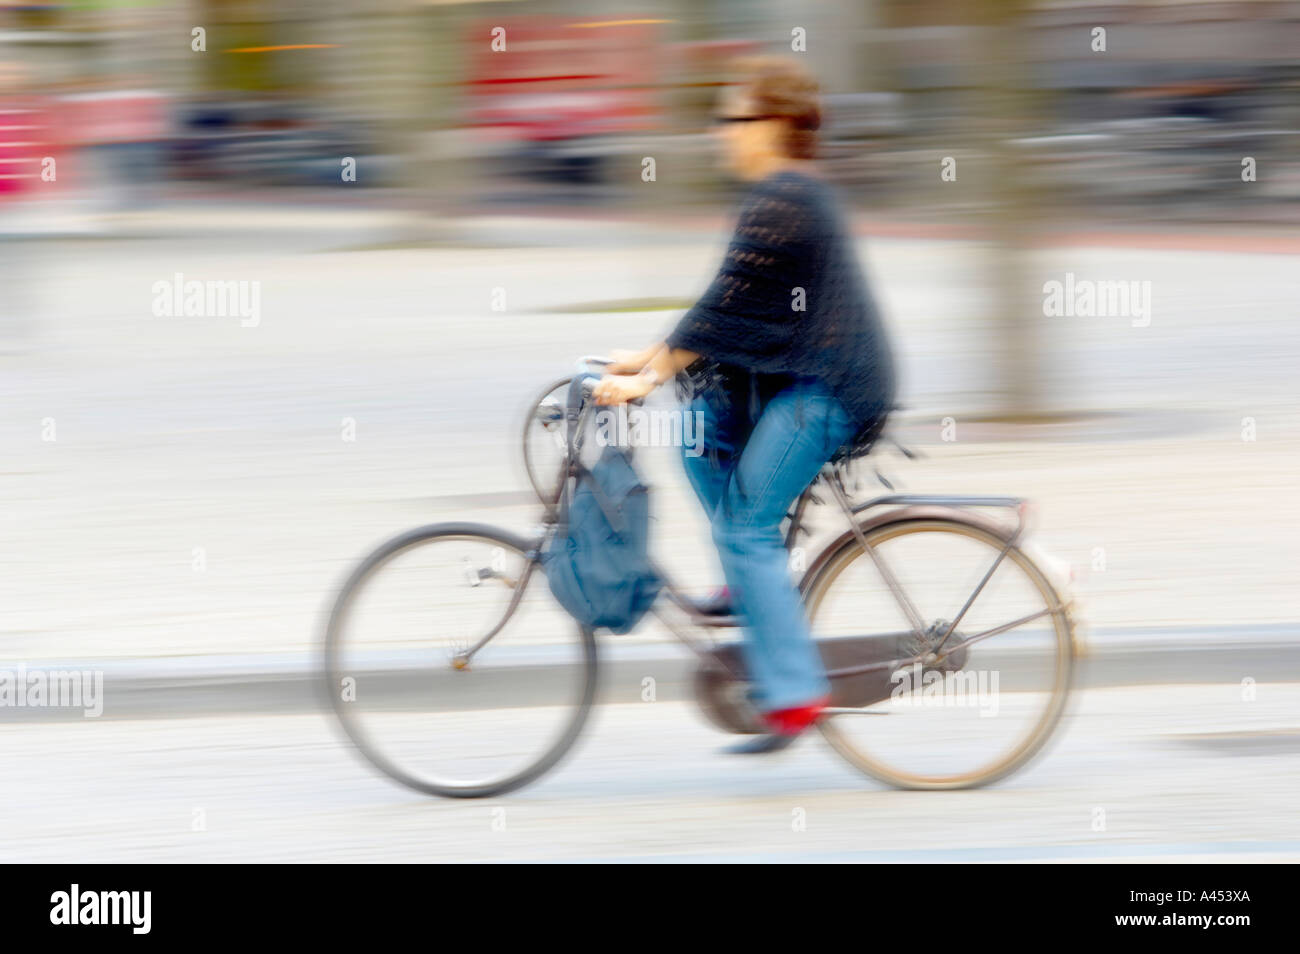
[732,56,822,160]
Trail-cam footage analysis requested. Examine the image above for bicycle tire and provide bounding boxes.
[323,521,598,798]
[521,376,575,507]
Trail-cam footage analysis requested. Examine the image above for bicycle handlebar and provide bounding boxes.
[577,355,613,375]
[574,356,651,409]
[574,357,610,396]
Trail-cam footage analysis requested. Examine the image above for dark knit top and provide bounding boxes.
[666,170,896,455]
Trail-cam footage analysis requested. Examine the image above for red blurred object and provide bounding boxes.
[0,94,54,198]
[464,16,662,143]
[57,90,168,146]
[763,696,831,736]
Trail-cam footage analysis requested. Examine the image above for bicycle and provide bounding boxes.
[324,357,1082,798]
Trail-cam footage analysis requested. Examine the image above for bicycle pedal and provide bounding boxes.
[697,613,744,628]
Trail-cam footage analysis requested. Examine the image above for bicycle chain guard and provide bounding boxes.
[692,627,971,735]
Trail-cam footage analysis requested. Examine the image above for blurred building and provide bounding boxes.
[0,0,1295,216]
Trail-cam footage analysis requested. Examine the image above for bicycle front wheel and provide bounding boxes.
[521,376,574,507]
[324,523,596,798]
[803,512,1075,790]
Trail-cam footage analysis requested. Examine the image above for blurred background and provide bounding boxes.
[1,0,1298,862]
[4,0,1298,210]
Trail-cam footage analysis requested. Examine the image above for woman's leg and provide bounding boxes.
[680,389,744,516]
[710,381,854,711]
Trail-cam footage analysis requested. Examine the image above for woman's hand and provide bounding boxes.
[593,372,657,406]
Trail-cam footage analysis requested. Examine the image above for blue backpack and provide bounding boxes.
[540,377,661,634]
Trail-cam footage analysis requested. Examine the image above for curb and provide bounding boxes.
[2,625,1295,722]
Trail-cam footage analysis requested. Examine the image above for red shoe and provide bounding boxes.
[762,695,831,737]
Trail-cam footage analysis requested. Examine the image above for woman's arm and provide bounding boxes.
[594,344,698,406]
[597,181,813,403]
[664,179,816,367]
[605,344,662,375]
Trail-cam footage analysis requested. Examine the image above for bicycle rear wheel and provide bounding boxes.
[802,512,1075,790]
[324,523,596,798]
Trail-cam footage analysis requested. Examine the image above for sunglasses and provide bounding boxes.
[714,114,768,125]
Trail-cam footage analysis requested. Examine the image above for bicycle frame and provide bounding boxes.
[651,470,1032,672]
[534,376,1044,683]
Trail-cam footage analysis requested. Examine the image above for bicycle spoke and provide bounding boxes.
[945,607,1055,653]
[861,541,928,637]
[829,478,927,636]
[931,540,1017,653]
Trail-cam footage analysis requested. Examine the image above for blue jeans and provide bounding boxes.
[682,375,855,711]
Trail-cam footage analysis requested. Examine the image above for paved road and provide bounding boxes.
[0,683,1296,862]
[2,215,1297,662]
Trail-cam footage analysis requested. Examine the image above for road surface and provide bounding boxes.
[1,683,1296,863]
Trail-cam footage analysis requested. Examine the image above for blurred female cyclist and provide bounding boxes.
[593,57,896,753]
